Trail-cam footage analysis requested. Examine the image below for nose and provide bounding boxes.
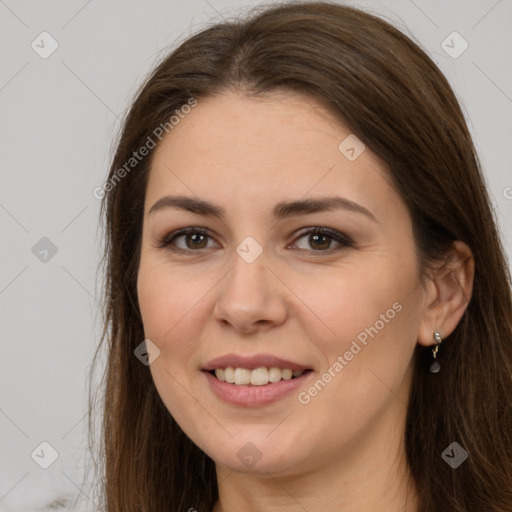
[213,244,288,334]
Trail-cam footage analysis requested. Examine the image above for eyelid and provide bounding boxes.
[157,227,218,250]
[157,226,353,253]
[291,226,353,247]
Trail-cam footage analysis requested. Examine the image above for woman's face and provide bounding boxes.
[137,90,428,476]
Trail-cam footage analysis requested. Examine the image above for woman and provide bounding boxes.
[89,2,512,510]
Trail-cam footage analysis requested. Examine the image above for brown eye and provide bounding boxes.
[158,226,352,254]
[182,232,208,249]
[159,228,218,252]
[291,227,353,252]
[308,233,332,250]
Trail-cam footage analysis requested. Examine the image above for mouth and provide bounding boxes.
[203,368,313,407]
[207,367,313,386]
[202,353,314,406]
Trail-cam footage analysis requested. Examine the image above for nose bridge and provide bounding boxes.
[235,235,265,266]
[213,234,287,330]
[227,234,268,298]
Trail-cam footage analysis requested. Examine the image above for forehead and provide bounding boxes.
[152,90,352,165]
[146,90,397,219]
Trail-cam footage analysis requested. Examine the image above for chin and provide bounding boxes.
[200,432,310,476]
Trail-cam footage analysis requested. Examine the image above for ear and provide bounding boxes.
[417,240,475,347]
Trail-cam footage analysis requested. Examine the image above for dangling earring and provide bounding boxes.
[429,330,442,373]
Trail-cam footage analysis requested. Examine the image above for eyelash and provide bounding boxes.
[157,226,354,255]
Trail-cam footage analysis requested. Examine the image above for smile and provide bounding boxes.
[203,369,313,406]
[212,367,307,386]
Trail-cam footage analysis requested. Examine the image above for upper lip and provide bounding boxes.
[203,353,311,372]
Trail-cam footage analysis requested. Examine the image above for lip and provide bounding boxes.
[202,353,311,372]
[203,370,313,407]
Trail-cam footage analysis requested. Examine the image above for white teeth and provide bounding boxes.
[234,368,251,385]
[281,369,293,380]
[250,367,269,386]
[224,367,235,383]
[268,367,282,383]
[213,366,306,385]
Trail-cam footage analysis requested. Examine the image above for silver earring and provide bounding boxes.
[429,330,442,373]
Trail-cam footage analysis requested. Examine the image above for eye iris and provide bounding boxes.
[310,233,330,250]
[174,230,340,251]
[186,233,207,249]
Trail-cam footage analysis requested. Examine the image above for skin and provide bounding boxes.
[136,90,474,512]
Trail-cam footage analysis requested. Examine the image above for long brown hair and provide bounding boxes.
[88,2,512,510]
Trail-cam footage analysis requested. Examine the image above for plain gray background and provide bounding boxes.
[1,0,511,510]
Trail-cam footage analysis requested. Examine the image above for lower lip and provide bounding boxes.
[203,371,312,407]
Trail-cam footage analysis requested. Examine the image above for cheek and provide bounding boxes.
[292,255,419,395]
[138,261,203,337]
[136,262,208,375]
[292,278,417,452]
[286,258,406,352]
[137,263,209,427]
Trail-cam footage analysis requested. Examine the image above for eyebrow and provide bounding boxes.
[148,195,377,222]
